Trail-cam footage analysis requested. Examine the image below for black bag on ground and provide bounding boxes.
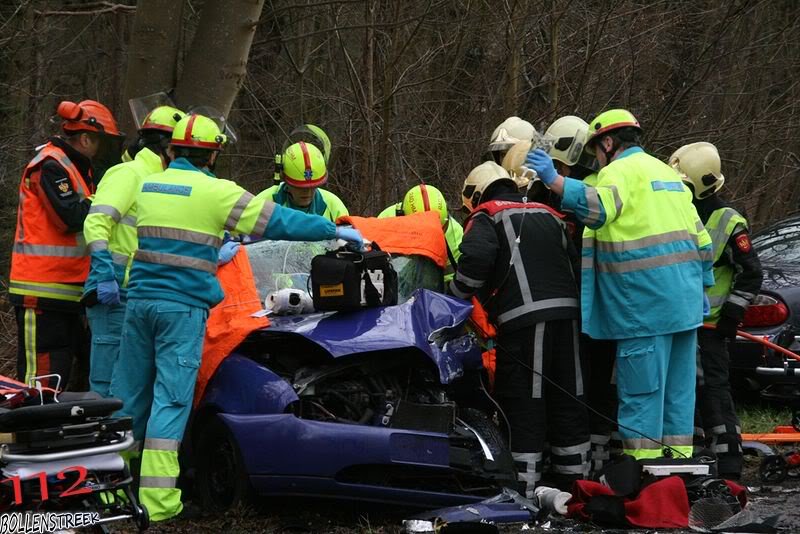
[310,243,398,311]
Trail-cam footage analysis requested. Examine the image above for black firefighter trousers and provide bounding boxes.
[495,319,590,496]
[695,328,742,477]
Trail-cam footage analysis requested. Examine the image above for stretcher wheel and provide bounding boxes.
[760,455,788,484]
[132,502,149,531]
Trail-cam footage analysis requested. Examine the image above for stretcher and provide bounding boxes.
[0,374,148,532]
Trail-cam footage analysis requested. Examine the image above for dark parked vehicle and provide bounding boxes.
[730,214,800,398]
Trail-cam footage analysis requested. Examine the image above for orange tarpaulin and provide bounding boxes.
[469,297,497,391]
[194,247,269,407]
[337,211,447,268]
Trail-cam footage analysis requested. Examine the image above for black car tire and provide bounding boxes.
[458,407,508,457]
[194,415,254,512]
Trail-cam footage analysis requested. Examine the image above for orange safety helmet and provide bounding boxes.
[57,100,121,137]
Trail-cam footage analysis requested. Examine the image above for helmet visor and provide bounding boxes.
[282,124,332,163]
[129,92,175,131]
[187,105,238,144]
[531,131,557,153]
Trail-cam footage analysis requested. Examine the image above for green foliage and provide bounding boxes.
[739,402,793,434]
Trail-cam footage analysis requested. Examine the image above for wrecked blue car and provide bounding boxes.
[188,239,518,510]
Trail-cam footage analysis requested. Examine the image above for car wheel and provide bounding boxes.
[458,407,508,457]
[194,415,253,512]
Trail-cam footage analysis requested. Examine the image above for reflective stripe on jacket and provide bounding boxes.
[562,148,714,339]
[128,159,337,309]
[705,207,748,322]
[452,196,579,332]
[83,148,163,296]
[9,142,93,303]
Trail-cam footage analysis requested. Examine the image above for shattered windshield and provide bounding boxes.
[752,219,800,263]
[245,239,444,304]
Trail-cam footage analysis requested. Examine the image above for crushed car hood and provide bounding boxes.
[261,289,483,383]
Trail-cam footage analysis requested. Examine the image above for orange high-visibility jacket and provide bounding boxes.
[9,142,93,303]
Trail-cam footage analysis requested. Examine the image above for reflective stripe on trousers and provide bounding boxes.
[513,451,543,498]
[590,433,611,471]
[23,308,36,384]
[551,441,591,476]
[139,440,182,521]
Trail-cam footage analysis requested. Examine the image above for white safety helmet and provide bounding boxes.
[501,140,537,189]
[487,116,537,153]
[545,116,590,167]
[462,161,516,212]
[669,142,725,200]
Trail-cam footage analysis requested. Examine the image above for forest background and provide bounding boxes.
[0,0,798,366]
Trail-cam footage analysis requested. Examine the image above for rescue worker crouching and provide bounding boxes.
[109,113,363,522]
[544,116,619,473]
[526,109,715,461]
[9,100,123,390]
[670,141,762,479]
[449,161,590,496]
[378,184,463,283]
[256,141,348,222]
[83,105,185,397]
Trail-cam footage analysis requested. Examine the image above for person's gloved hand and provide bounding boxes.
[715,314,740,341]
[525,148,558,185]
[97,280,120,306]
[218,241,241,265]
[716,302,744,341]
[335,226,365,250]
[702,293,710,317]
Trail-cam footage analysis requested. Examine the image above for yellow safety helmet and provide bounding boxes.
[282,141,327,188]
[669,142,725,199]
[488,116,537,153]
[141,106,185,134]
[462,161,516,212]
[402,184,449,226]
[170,114,227,150]
[585,109,641,154]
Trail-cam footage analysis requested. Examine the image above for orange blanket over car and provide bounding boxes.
[336,211,448,268]
[194,247,269,407]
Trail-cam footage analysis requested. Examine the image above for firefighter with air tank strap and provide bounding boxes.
[670,141,763,480]
[449,161,590,497]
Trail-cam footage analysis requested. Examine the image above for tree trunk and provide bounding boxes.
[121,0,185,138]
[174,0,265,117]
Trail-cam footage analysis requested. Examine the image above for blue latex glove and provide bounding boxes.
[702,293,710,317]
[218,241,241,265]
[97,280,120,306]
[525,148,558,185]
[335,226,365,251]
